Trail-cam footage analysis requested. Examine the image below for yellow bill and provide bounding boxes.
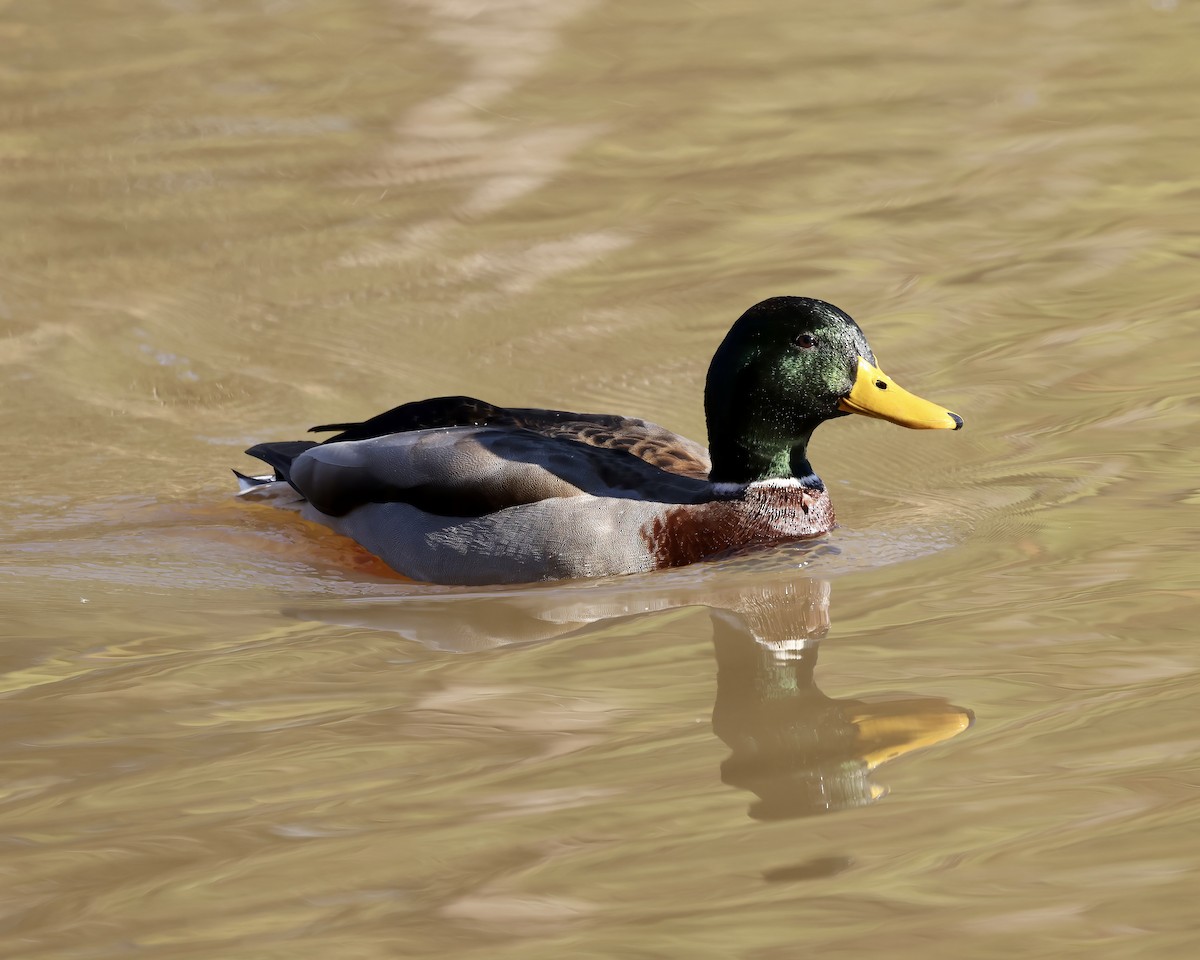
[838,356,963,430]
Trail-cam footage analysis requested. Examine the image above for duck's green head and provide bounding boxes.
[704,297,962,484]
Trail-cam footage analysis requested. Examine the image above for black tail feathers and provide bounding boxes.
[244,440,320,485]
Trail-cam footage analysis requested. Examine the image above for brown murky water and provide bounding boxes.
[4,0,1200,955]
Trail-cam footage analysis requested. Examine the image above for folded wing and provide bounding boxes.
[248,425,717,519]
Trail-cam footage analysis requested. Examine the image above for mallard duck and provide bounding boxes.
[237,297,962,584]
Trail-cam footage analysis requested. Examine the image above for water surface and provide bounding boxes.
[4,0,1200,956]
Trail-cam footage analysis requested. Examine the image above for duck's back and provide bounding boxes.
[310,395,713,479]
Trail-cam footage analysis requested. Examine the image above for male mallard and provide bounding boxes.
[237,297,962,584]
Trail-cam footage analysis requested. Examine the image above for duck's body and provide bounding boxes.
[239,297,961,585]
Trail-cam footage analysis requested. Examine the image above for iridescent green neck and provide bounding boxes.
[706,422,818,484]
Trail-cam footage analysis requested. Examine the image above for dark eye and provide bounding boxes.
[795,333,817,350]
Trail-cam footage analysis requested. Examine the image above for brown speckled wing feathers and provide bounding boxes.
[309,396,712,480]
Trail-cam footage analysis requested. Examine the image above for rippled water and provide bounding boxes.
[4,0,1200,956]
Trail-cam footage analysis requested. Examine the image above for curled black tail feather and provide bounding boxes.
[244,440,320,487]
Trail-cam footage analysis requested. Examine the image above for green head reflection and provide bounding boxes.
[709,578,973,821]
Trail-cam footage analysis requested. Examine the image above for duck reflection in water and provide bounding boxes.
[287,568,972,821]
[707,578,972,820]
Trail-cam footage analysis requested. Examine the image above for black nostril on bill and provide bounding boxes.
[875,380,887,390]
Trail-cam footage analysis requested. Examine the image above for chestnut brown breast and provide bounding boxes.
[640,485,835,570]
